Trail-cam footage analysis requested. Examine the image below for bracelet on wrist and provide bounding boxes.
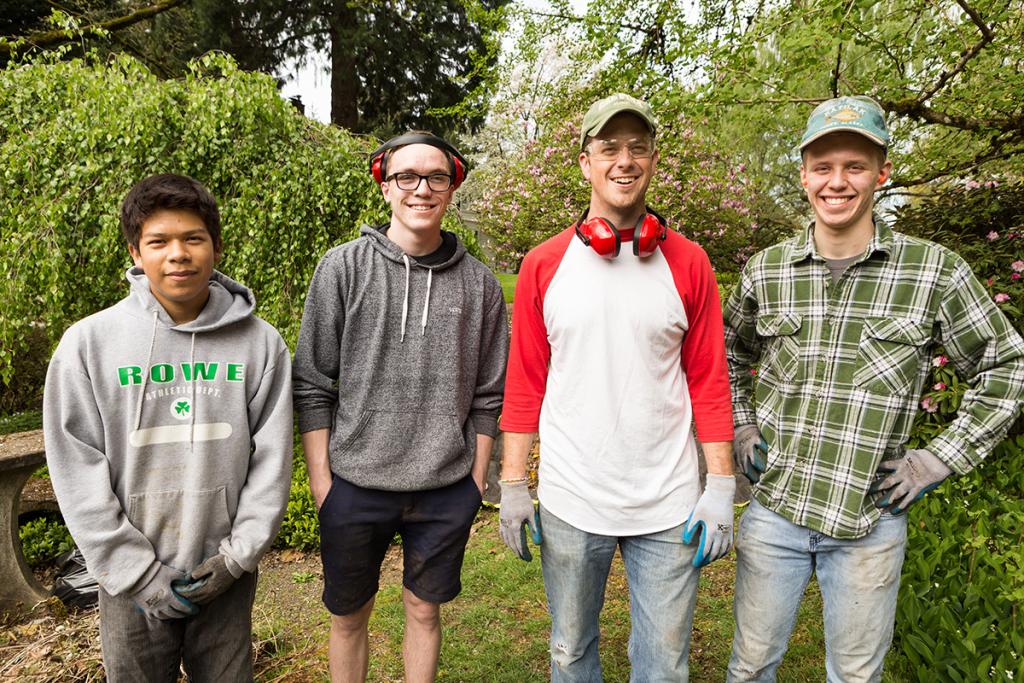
[499,476,528,484]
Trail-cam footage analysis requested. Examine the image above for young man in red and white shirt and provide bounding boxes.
[498,93,736,681]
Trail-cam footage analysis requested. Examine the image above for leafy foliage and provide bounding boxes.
[19,515,75,567]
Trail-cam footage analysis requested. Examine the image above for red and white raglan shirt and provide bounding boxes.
[502,226,734,535]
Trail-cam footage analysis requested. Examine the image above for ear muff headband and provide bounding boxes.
[576,206,667,259]
[369,133,469,189]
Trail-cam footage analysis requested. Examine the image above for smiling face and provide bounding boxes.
[579,113,658,224]
[800,131,891,238]
[381,143,454,239]
[128,208,220,324]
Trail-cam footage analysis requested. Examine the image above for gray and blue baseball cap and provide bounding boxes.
[799,96,889,151]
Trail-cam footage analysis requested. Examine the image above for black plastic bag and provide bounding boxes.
[52,548,99,609]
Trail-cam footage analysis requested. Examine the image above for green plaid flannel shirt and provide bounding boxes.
[725,219,1024,539]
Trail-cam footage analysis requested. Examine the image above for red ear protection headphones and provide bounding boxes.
[574,207,668,259]
[369,133,469,189]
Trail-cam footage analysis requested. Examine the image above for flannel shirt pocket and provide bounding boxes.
[853,317,931,395]
[756,312,803,382]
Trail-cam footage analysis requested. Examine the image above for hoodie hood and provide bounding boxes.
[125,267,256,332]
[359,224,467,271]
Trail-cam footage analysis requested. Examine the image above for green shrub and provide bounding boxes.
[19,515,74,567]
[892,191,1024,678]
[274,451,320,552]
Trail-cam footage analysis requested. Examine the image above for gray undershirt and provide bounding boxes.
[824,255,860,284]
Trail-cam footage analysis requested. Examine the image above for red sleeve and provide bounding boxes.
[661,232,735,442]
[500,229,575,432]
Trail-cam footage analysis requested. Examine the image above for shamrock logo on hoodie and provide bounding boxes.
[169,398,193,420]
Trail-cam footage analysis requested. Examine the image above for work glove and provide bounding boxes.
[871,448,952,515]
[734,424,768,484]
[172,554,238,605]
[682,474,736,568]
[130,563,198,620]
[498,479,542,561]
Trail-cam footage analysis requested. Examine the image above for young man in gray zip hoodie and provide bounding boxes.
[44,174,293,682]
[293,132,507,683]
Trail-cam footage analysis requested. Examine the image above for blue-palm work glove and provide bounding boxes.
[498,479,542,561]
[683,474,736,568]
[734,424,768,484]
[130,563,198,620]
[870,448,952,515]
[173,554,238,605]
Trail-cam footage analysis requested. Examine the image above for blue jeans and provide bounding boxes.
[727,498,907,683]
[539,504,700,683]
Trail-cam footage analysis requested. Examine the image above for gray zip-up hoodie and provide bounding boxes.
[43,268,292,596]
[293,226,508,490]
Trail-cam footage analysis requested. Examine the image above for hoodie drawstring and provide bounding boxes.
[400,254,412,343]
[188,332,196,452]
[421,268,432,336]
[133,312,158,433]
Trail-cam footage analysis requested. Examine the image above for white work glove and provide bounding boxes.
[734,424,768,484]
[871,448,952,515]
[682,474,736,568]
[130,563,198,620]
[173,554,238,605]
[498,479,542,561]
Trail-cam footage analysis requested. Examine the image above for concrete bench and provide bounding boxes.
[0,430,49,611]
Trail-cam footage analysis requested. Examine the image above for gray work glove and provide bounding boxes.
[734,424,768,484]
[130,563,198,620]
[871,448,952,515]
[498,479,542,561]
[682,474,736,568]
[173,554,237,605]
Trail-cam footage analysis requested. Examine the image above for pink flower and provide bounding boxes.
[987,231,999,241]
[933,382,947,391]
[986,277,994,286]
[921,396,939,413]
[1013,273,1021,281]
[1012,260,1024,272]
[750,368,758,376]
[932,355,949,368]
[995,293,1011,303]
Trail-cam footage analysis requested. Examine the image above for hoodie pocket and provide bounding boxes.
[340,410,466,464]
[127,487,232,572]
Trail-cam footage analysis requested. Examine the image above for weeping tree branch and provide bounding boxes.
[915,1,995,104]
[885,142,1021,189]
[0,0,189,55]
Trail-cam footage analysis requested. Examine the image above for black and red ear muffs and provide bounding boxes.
[369,133,468,189]
[633,207,668,258]
[575,207,667,259]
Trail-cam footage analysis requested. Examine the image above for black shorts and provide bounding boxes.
[318,474,482,616]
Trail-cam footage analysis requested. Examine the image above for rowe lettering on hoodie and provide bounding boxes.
[117,362,246,386]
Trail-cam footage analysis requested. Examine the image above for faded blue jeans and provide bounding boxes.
[727,498,907,683]
[539,504,700,683]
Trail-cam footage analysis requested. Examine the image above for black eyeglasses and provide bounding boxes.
[386,172,453,192]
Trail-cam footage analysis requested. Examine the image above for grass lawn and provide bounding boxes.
[496,273,517,304]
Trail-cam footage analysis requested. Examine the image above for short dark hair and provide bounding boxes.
[120,174,221,250]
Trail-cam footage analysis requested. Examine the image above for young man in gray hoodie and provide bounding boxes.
[293,132,507,683]
[44,173,293,682]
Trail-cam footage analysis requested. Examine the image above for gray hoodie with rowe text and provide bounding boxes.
[293,226,508,491]
[43,268,293,597]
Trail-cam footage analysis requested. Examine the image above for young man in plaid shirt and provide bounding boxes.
[723,96,1024,681]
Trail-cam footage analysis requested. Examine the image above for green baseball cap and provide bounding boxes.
[580,93,657,149]
[799,96,889,151]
